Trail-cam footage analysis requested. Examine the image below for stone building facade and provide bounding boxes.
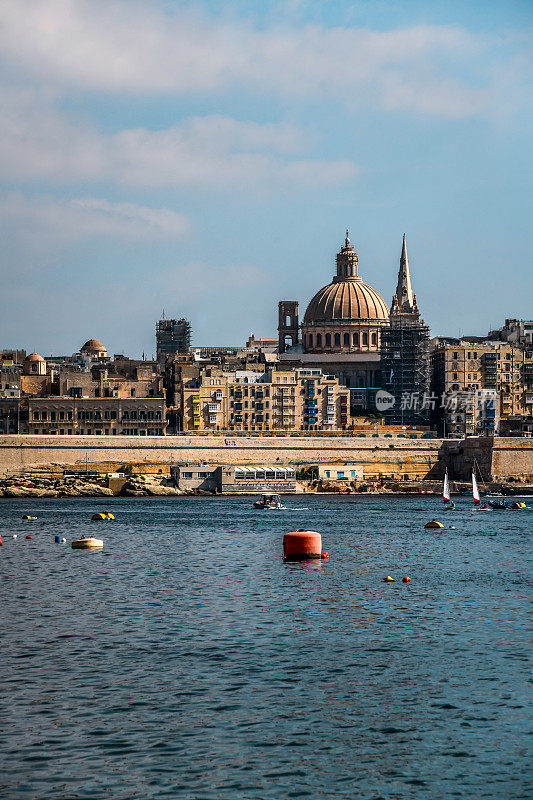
[180,367,349,432]
[431,340,533,434]
[20,341,167,436]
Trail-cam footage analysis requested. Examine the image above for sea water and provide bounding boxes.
[0,495,531,799]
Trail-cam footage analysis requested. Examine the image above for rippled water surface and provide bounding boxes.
[0,495,531,799]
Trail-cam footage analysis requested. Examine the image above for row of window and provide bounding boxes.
[32,410,162,421]
[305,331,377,348]
[32,428,165,436]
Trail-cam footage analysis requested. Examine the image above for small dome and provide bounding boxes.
[304,278,389,323]
[81,339,106,352]
[25,352,45,362]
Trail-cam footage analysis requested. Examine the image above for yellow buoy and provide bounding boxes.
[72,536,103,550]
[105,512,115,520]
[383,575,396,582]
[424,520,444,529]
[91,513,107,521]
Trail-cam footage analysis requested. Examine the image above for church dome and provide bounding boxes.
[304,278,389,323]
[303,233,389,323]
[81,339,107,354]
[24,352,45,362]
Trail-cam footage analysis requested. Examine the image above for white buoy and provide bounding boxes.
[12,534,18,539]
[72,536,103,550]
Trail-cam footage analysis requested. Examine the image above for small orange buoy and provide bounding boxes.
[283,530,322,561]
[402,576,412,583]
[321,552,329,559]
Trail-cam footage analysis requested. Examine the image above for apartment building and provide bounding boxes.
[26,363,166,436]
[180,367,349,432]
[431,340,532,434]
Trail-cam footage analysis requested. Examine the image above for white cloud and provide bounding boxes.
[0,191,191,247]
[0,0,527,117]
[0,92,357,189]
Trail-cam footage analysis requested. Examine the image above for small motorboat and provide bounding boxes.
[488,499,510,510]
[254,494,285,510]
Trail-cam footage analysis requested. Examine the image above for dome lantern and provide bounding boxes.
[334,229,360,282]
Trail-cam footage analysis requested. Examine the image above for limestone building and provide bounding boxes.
[179,367,349,432]
[431,340,533,434]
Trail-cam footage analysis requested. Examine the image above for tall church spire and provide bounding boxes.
[391,234,418,317]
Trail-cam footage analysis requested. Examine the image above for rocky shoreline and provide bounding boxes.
[2,470,532,498]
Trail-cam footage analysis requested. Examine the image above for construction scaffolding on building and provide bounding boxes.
[156,317,192,361]
[380,318,431,426]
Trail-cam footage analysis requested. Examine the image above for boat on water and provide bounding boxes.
[488,499,528,510]
[254,494,285,510]
[442,468,455,510]
[471,465,489,511]
[488,498,510,510]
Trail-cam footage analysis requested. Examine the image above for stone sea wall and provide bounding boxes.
[0,433,446,478]
[0,434,531,481]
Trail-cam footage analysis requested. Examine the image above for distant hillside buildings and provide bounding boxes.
[1,234,531,438]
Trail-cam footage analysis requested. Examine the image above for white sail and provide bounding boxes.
[443,469,450,504]
[472,468,480,504]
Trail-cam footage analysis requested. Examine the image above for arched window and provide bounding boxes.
[334,333,341,346]
[362,332,368,346]
[344,264,348,276]
[325,333,331,347]
[316,333,322,346]
[308,334,313,348]
[343,333,349,347]
[371,332,377,346]
[353,332,359,347]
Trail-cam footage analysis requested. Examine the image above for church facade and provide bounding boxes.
[277,232,430,415]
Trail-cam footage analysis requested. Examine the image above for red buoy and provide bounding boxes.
[25,535,32,540]
[321,551,329,560]
[402,576,412,583]
[283,530,322,561]
[0,534,2,546]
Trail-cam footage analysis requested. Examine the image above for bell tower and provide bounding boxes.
[278,301,299,353]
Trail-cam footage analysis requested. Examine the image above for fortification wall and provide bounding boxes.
[1,434,531,481]
[0,434,446,479]
[444,437,533,481]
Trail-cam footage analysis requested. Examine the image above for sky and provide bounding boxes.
[0,0,531,357]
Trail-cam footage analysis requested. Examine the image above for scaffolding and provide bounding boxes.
[380,318,431,425]
[156,318,192,361]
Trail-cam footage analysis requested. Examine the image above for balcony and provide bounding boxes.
[207,403,220,413]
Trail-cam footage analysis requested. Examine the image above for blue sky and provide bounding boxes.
[0,0,531,356]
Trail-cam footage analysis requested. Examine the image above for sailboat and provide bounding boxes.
[471,466,489,511]
[443,468,455,510]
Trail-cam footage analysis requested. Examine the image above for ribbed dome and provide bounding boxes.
[25,352,45,362]
[304,277,389,323]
